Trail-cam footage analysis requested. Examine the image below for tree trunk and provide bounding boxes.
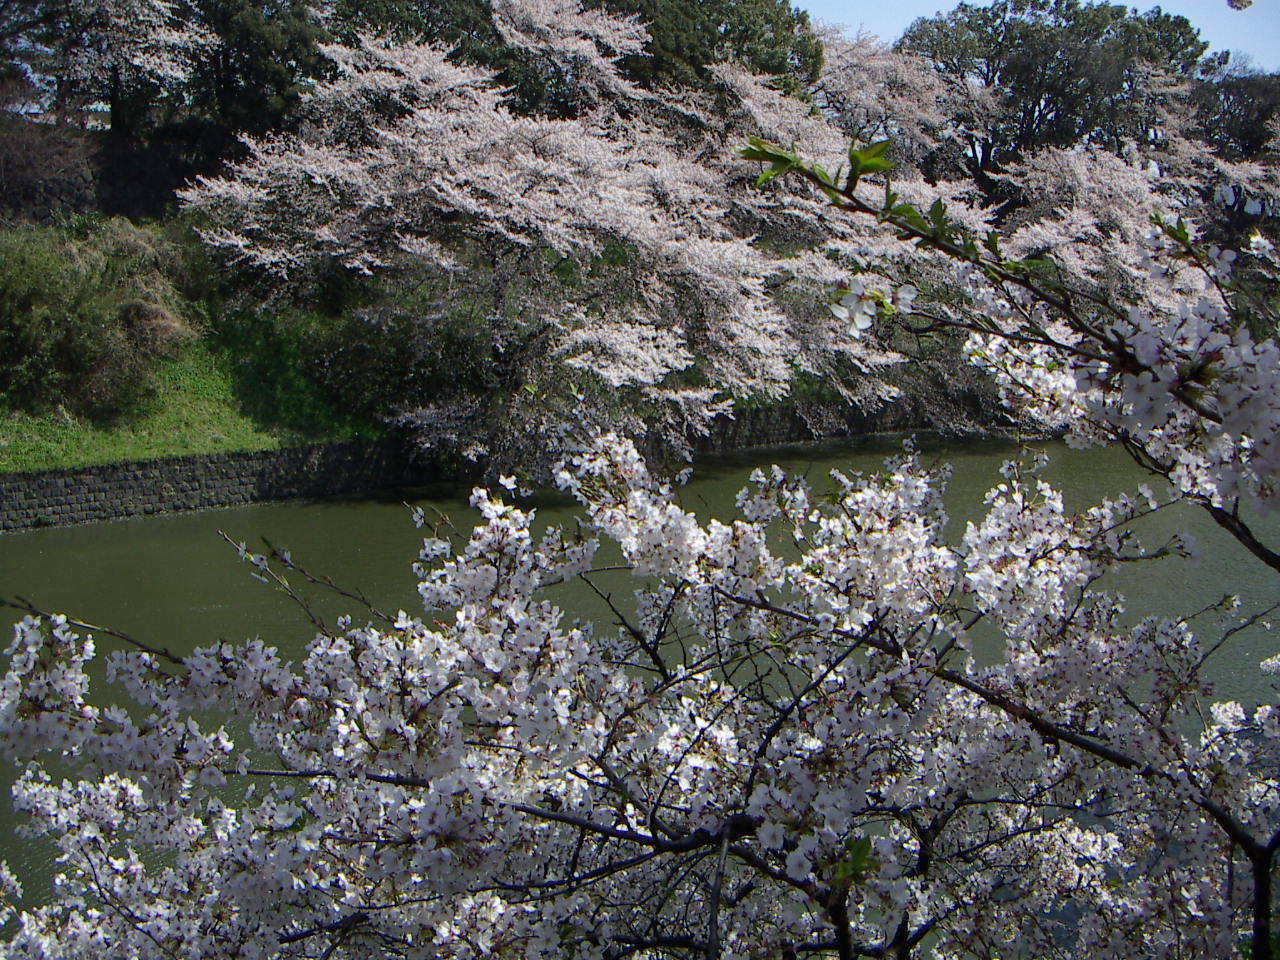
[1252,851,1273,960]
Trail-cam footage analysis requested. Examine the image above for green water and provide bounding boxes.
[1,436,1277,904]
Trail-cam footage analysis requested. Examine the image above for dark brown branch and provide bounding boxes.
[3,595,185,668]
[278,911,369,946]
[581,572,671,681]
[218,531,330,633]
[258,536,395,626]
[241,767,757,855]
[1202,503,1280,575]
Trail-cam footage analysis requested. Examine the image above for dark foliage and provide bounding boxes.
[0,219,194,418]
[899,0,1207,171]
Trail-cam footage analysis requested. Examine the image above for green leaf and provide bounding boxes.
[846,139,896,191]
[833,835,880,885]
[861,139,892,160]
[756,160,794,188]
[893,203,929,234]
[1019,256,1058,273]
[739,137,791,163]
[742,137,802,188]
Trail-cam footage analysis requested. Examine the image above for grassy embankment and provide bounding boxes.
[0,217,381,474]
[0,339,380,474]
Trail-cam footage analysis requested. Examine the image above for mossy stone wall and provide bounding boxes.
[0,439,425,532]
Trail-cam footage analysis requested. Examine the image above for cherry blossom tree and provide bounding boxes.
[4,191,1280,954]
[180,0,922,471]
[180,0,1271,469]
[808,29,961,176]
[7,125,1280,960]
[726,115,1280,953]
[5,1,1280,957]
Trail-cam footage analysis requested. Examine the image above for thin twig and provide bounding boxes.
[2,595,185,668]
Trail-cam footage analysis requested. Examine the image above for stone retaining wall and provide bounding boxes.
[694,372,1006,454]
[1,380,1008,533]
[694,398,932,454]
[0,438,428,533]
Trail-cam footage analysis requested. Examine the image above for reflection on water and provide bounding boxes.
[1,436,1277,903]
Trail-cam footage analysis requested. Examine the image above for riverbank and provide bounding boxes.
[0,438,431,532]
[0,338,383,475]
[0,379,1016,532]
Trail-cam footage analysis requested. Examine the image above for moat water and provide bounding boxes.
[2,436,1277,904]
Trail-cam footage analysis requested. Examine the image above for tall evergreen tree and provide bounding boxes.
[590,0,822,89]
[898,0,1207,172]
[1193,56,1280,161]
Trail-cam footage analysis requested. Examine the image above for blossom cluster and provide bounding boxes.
[4,0,1280,956]
[2,415,1278,957]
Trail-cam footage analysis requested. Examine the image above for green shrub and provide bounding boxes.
[206,305,387,438]
[0,217,195,419]
[203,258,497,426]
[305,301,494,420]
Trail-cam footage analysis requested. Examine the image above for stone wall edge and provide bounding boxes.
[0,437,444,533]
[1,393,1016,533]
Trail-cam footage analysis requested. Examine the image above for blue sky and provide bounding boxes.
[795,0,1280,71]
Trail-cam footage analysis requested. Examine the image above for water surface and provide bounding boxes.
[2,436,1276,903]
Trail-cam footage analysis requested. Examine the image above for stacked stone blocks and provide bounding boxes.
[0,439,422,532]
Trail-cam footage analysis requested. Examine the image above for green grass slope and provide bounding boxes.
[0,340,381,474]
